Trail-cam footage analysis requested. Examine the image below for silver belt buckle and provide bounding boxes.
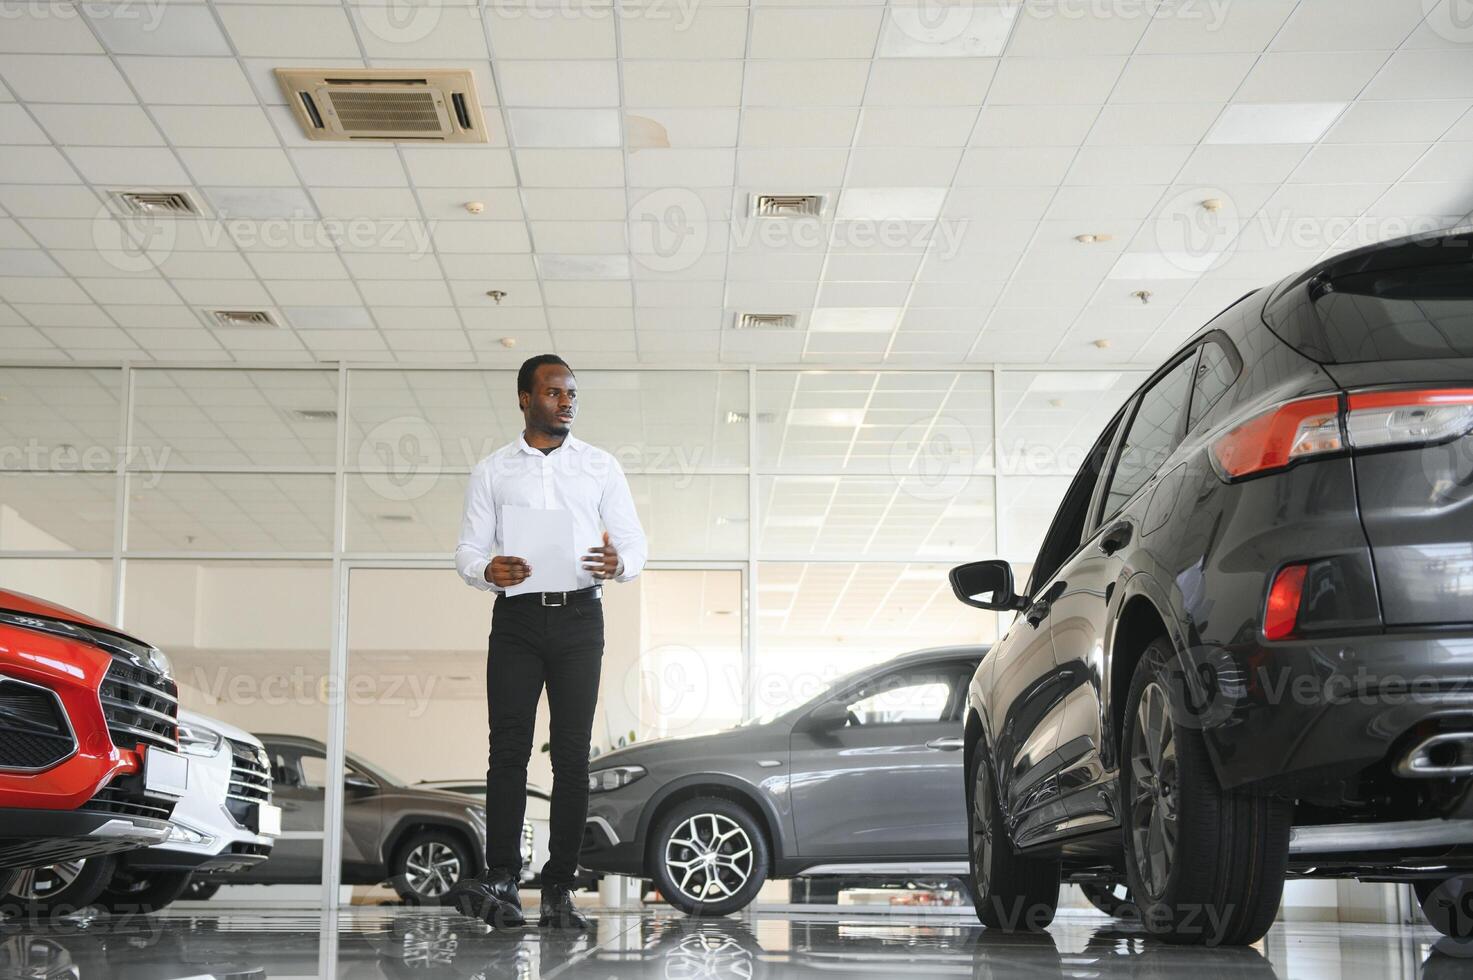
[541,591,565,607]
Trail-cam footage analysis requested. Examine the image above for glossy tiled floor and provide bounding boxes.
[0,904,1466,979]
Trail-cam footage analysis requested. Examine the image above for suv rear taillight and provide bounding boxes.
[1212,387,1473,479]
[1212,396,1341,478]
[1344,388,1473,449]
[1264,564,1308,640]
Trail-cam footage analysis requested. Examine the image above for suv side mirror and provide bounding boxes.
[950,560,1026,611]
[345,772,376,793]
[804,700,850,732]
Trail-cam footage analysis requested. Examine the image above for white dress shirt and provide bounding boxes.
[456,433,648,593]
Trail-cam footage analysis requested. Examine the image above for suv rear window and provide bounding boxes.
[1264,261,1473,363]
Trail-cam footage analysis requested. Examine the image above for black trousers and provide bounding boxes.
[484,594,604,888]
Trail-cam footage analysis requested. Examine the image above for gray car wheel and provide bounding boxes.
[390,829,473,906]
[651,797,769,916]
[6,856,115,916]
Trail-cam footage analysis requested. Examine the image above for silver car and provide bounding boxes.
[581,645,986,914]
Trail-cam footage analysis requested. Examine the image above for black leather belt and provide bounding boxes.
[499,585,602,607]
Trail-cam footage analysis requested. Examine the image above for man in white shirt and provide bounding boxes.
[448,354,647,930]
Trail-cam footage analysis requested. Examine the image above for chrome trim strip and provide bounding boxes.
[1395,733,1473,778]
[798,861,969,877]
[98,694,177,727]
[0,674,78,773]
[585,815,620,846]
[87,819,169,843]
[1290,819,1473,854]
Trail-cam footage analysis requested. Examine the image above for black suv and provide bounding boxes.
[952,229,1473,945]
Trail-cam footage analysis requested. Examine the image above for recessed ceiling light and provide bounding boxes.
[500,337,517,348]
[835,188,946,222]
[1026,372,1123,393]
[509,108,621,148]
[535,254,630,280]
[292,409,339,423]
[1205,103,1346,145]
[725,411,777,424]
[1094,339,1112,349]
[1108,253,1217,280]
[808,308,901,333]
[375,513,414,523]
[464,201,484,214]
[787,408,865,427]
[1074,233,1114,244]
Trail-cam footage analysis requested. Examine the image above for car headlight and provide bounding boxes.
[177,722,223,757]
[588,765,646,793]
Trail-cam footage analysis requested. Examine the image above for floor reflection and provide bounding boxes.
[0,906,1467,979]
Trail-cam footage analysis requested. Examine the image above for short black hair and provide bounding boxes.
[516,354,573,396]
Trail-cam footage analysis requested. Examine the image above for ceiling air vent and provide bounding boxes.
[274,68,486,143]
[753,194,823,218]
[208,310,277,329]
[734,313,798,330]
[291,409,338,423]
[114,191,199,216]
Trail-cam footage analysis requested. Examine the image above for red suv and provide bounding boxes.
[0,590,186,906]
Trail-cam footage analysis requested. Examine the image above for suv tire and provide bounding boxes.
[650,797,769,916]
[1121,638,1290,946]
[5,856,116,916]
[967,743,1060,930]
[390,829,475,906]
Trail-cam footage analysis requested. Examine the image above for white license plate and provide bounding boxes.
[144,746,189,799]
[258,803,282,837]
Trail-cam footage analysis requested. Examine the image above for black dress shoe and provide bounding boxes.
[447,870,525,929]
[538,883,590,930]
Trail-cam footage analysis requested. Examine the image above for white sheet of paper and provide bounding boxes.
[501,505,578,597]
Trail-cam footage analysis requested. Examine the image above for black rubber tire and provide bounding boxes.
[1121,639,1291,946]
[99,868,195,914]
[649,797,770,916]
[181,878,221,902]
[1080,882,1136,918]
[389,829,476,906]
[967,743,1060,930]
[1415,876,1473,939]
[4,855,116,916]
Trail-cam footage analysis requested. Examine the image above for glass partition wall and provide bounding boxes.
[0,362,1138,907]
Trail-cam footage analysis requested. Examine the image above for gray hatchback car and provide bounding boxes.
[581,645,986,914]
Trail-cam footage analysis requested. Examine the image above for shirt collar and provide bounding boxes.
[515,432,585,456]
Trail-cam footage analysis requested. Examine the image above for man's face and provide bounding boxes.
[520,364,577,436]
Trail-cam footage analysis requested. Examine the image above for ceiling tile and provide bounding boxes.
[988,57,1124,105]
[0,54,134,104]
[1205,103,1346,144]
[216,7,360,58]
[85,5,232,57]
[877,4,1018,58]
[1234,52,1389,103]
[63,146,190,185]
[743,61,872,107]
[1271,0,1425,52]
[485,9,617,60]
[499,61,621,107]
[746,108,860,148]
[624,61,744,108]
[866,59,998,106]
[0,7,104,54]
[751,9,884,59]
[1137,0,1295,54]
[119,56,258,106]
[1111,54,1255,104]
[619,7,747,59]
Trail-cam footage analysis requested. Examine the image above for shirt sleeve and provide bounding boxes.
[455,461,499,592]
[600,455,647,583]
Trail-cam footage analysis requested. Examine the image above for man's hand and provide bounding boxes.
[487,556,531,588]
[581,531,620,580]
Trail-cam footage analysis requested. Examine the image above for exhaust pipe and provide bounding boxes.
[1395,732,1473,778]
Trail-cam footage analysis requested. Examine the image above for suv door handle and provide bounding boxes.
[1098,519,1133,556]
[1025,600,1051,628]
[925,737,964,751]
